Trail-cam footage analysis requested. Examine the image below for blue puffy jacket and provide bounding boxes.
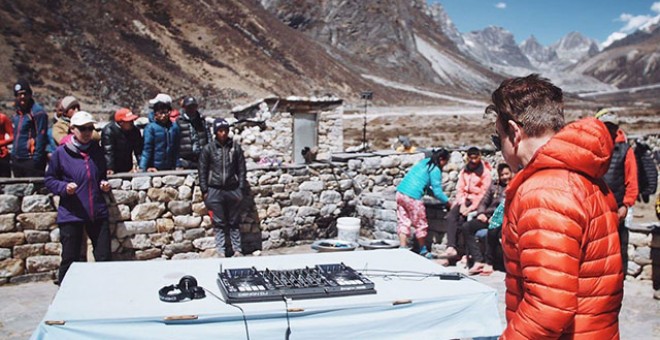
[11,102,48,165]
[139,121,180,170]
[397,158,448,202]
[45,142,109,223]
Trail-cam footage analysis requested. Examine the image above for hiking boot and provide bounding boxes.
[419,246,433,259]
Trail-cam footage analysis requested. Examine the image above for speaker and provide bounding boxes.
[159,275,206,303]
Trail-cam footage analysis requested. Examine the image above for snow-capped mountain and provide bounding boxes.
[550,32,599,65]
[519,35,557,67]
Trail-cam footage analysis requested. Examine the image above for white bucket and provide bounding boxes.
[336,217,361,243]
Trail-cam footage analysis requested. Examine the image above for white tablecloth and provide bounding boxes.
[32,249,502,339]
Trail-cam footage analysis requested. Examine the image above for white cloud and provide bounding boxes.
[601,32,627,49]
[618,13,654,33]
[495,3,506,9]
[652,2,660,14]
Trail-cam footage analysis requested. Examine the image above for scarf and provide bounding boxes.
[65,137,92,155]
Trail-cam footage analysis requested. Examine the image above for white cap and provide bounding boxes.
[70,111,97,126]
[148,93,172,106]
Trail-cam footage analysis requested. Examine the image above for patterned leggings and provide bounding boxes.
[396,192,428,239]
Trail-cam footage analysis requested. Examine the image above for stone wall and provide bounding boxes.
[0,151,657,285]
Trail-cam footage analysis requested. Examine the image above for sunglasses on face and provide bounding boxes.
[77,126,95,132]
[491,134,502,152]
[155,110,170,116]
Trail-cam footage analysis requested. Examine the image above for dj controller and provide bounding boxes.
[217,263,376,303]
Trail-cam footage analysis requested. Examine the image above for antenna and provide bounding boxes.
[360,91,373,152]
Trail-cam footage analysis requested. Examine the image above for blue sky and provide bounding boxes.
[434,1,660,47]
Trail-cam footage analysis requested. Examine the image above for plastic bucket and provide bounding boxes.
[336,217,361,243]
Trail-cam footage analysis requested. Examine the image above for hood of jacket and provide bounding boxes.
[507,117,614,196]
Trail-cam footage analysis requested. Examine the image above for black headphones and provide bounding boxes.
[159,275,206,303]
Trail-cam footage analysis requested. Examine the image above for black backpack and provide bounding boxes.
[634,141,658,203]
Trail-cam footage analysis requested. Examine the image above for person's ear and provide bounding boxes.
[508,120,523,148]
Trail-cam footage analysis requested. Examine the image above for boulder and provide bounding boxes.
[174,215,202,229]
[162,175,185,187]
[21,195,53,212]
[192,237,216,250]
[135,248,162,260]
[12,244,44,259]
[147,187,179,203]
[0,214,16,232]
[131,203,165,221]
[0,258,24,278]
[168,201,192,216]
[0,195,20,214]
[111,190,139,205]
[0,232,25,248]
[26,256,60,273]
[44,243,62,255]
[17,212,58,230]
[131,177,152,190]
[24,230,51,244]
[116,221,157,238]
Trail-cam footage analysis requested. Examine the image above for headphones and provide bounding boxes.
[159,275,206,303]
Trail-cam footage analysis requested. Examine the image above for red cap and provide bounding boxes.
[114,108,138,122]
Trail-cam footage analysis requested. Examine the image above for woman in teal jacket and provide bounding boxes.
[396,149,449,257]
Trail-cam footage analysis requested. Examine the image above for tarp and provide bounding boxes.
[32,249,503,339]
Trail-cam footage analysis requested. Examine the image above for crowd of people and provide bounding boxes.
[1,79,248,282]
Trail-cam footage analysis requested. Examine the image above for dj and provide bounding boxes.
[198,118,247,257]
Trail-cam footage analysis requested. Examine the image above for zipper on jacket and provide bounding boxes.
[222,143,227,187]
[83,153,95,221]
[15,115,23,155]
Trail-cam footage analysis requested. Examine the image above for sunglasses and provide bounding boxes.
[155,110,170,115]
[491,134,501,152]
[77,126,95,132]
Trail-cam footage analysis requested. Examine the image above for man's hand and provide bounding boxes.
[147,167,157,173]
[66,182,78,195]
[617,206,628,221]
[100,181,111,193]
[477,213,488,223]
[107,169,114,175]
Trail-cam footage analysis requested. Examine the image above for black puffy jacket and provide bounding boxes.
[176,111,209,165]
[198,139,246,194]
[101,122,143,173]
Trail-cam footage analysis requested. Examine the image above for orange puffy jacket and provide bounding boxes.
[501,117,623,339]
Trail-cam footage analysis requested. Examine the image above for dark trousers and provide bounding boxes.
[445,205,467,249]
[205,187,243,254]
[0,157,10,177]
[11,157,44,177]
[461,219,488,263]
[486,228,502,268]
[58,220,111,284]
[619,220,629,275]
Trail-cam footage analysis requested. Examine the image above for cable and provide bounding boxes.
[282,295,292,340]
[203,288,251,340]
[358,268,471,281]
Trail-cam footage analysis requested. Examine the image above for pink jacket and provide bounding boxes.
[453,160,492,209]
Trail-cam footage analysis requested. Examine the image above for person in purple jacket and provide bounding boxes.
[45,111,112,284]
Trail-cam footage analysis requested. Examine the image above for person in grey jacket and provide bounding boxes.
[198,118,247,257]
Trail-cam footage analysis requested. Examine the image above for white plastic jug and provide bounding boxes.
[336,217,361,243]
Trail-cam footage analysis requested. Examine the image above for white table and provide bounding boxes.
[31,249,502,339]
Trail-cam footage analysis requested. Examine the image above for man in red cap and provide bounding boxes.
[101,108,143,174]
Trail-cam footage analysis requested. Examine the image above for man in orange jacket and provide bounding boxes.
[596,108,638,276]
[487,74,623,339]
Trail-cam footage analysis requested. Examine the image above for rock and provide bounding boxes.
[374,209,397,222]
[12,244,44,259]
[122,234,151,250]
[111,239,120,252]
[200,249,219,258]
[17,212,58,230]
[50,229,60,242]
[258,172,278,185]
[135,248,162,260]
[111,190,139,205]
[147,187,179,203]
[290,191,313,206]
[192,203,208,216]
[192,237,216,250]
[152,176,163,188]
[24,230,51,244]
[320,204,337,216]
[21,195,53,212]
[201,215,211,228]
[131,177,152,190]
[9,272,55,284]
[178,186,192,200]
[267,204,281,217]
[638,265,652,280]
[299,181,324,193]
[0,248,10,260]
[267,216,295,230]
[347,159,362,171]
[192,186,204,203]
[108,205,131,222]
[108,178,123,189]
[184,175,196,187]
[121,180,132,190]
[629,233,651,247]
[0,195,20,214]
[172,230,184,243]
[381,156,401,168]
[184,228,206,240]
[26,256,60,273]
[281,206,298,217]
[297,207,320,217]
[155,218,175,233]
[0,214,16,232]
[2,183,34,197]
[171,252,200,260]
[131,203,165,221]
[627,261,641,276]
[174,215,202,229]
[149,233,172,247]
[0,232,25,248]
[116,221,157,238]
[374,220,397,234]
[356,205,374,219]
[168,201,192,215]
[44,243,61,255]
[632,246,652,265]
[162,175,185,187]
[0,258,24,278]
[320,190,341,204]
[360,194,381,207]
[382,200,397,210]
[362,157,382,170]
[278,174,294,184]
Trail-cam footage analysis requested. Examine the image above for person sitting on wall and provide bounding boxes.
[177,96,210,169]
[396,148,450,258]
[460,163,511,275]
